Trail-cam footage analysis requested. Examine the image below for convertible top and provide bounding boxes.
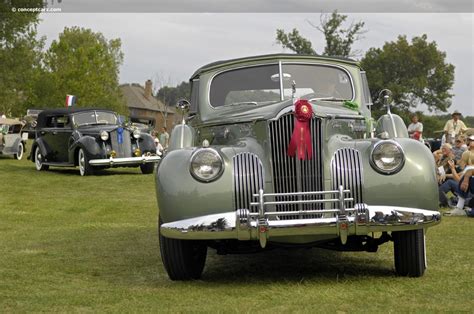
[0,118,24,126]
[37,107,116,128]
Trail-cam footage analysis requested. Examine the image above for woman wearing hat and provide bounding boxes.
[444,111,468,144]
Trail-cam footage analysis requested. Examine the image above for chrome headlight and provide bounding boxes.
[132,129,141,139]
[100,130,109,141]
[190,148,224,182]
[370,140,405,174]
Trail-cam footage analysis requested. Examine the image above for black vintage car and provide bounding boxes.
[29,108,160,176]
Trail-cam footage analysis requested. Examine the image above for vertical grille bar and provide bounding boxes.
[233,153,265,212]
[269,115,324,219]
[330,148,364,210]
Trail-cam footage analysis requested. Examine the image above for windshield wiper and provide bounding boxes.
[309,97,350,102]
[225,101,259,107]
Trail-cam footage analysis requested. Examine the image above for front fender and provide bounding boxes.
[138,133,155,153]
[156,147,235,223]
[69,136,104,163]
[355,138,438,210]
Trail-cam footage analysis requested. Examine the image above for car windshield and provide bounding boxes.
[72,111,118,126]
[209,63,354,107]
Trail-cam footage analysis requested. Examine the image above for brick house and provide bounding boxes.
[120,80,176,132]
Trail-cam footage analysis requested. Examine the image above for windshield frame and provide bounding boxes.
[207,61,355,109]
[71,110,118,127]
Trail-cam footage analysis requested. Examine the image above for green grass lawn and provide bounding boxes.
[0,147,473,312]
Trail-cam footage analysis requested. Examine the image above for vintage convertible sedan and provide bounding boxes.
[0,118,27,160]
[30,108,160,175]
[156,54,441,280]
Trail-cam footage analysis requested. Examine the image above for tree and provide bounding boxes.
[39,27,125,113]
[156,81,190,110]
[276,10,366,58]
[360,34,455,115]
[0,0,44,116]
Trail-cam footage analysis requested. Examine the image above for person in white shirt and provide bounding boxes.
[407,114,423,141]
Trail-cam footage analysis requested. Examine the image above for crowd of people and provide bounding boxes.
[151,126,169,156]
[418,111,474,217]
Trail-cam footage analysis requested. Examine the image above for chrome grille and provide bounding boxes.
[110,129,132,158]
[268,114,324,219]
[233,153,265,212]
[330,148,363,209]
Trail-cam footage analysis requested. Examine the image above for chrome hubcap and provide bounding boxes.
[79,150,85,175]
[17,144,23,160]
[35,148,42,169]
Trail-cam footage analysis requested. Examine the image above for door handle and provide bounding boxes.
[52,131,58,135]
[40,131,46,135]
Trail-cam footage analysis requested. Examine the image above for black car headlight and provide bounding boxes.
[100,130,109,141]
[190,148,224,182]
[132,129,141,139]
[370,140,405,175]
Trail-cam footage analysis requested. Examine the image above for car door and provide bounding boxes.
[40,115,71,162]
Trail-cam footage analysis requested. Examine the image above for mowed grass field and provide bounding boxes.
[1,145,473,312]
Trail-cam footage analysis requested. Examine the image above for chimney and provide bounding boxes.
[144,79,152,100]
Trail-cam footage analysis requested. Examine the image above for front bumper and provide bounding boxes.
[89,155,161,166]
[160,187,441,248]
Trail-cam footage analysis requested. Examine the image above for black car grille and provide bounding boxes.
[110,129,132,158]
[268,114,324,219]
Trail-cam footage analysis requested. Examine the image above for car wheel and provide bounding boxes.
[393,229,426,277]
[78,148,94,176]
[159,218,207,281]
[14,142,24,160]
[140,163,154,174]
[34,147,49,171]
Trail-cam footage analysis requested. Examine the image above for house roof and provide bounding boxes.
[120,83,175,114]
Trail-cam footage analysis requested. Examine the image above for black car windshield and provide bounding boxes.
[72,111,118,126]
[209,63,353,107]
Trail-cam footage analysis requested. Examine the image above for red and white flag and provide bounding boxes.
[65,95,76,107]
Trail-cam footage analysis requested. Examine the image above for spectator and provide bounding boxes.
[444,111,467,144]
[160,127,170,150]
[0,112,5,119]
[439,160,460,207]
[452,136,467,164]
[445,167,474,216]
[433,143,455,184]
[153,132,164,156]
[459,137,474,170]
[407,113,423,141]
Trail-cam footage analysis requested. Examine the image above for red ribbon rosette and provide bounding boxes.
[287,99,313,160]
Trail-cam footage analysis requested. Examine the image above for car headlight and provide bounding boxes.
[190,148,224,182]
[370,140,405,174]
[100,130,109,141]
[133,129,141,139]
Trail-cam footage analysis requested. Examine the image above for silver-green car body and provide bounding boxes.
[156,54,440,279]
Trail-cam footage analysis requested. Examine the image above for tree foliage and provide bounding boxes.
[156,81,190,109]
[276,10,366,58]
[275,28,316,55]
[39,27,126,113]
[361,34,455,115]
[0,0,44,116]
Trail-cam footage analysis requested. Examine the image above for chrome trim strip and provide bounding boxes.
[88,155,161,166]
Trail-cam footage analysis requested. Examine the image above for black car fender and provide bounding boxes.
[29,138,49,161]
[138,133,155,153]
[68,135,104,164]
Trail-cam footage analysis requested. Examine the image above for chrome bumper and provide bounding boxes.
[89,155,161,166]
[160,187,441,248]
